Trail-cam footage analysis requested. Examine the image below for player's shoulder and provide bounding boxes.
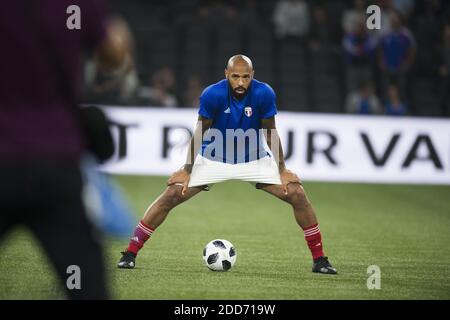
[200,79,228,100]
[252,79,276,98]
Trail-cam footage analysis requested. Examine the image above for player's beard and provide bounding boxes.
[231,86,247,100]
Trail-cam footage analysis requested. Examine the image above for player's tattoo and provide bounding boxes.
[183,116,213,173]
[261,117,286,173]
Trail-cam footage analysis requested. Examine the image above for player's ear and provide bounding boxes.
[224,68,228,79]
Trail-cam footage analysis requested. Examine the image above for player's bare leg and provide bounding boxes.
[141,184,203,229]
[118,184,203,268]
[259,182,337,274]
[118,114,210,268]
[259,182,317,228]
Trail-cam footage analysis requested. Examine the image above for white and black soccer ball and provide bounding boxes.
[203,239,236,271]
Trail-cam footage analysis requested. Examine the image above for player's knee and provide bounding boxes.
[160,186,185,210]
[286,184,309,207]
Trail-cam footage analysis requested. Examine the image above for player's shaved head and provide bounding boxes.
[225,54,254,99]
[226,55,253,71]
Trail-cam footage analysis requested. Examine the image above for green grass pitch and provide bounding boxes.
[1,176,449,299]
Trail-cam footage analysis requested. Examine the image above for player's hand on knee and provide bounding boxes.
[167,169,190,195]
[280,169,301,195]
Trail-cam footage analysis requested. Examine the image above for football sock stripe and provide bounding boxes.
[127,220,155,255]
[138,222,154,235]
[304,226,320,236]
[302,224,324,260]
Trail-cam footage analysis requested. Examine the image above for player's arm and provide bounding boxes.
[183,115,213,174]
[261,116,286,172]
[261,116,301,194]
[167,115,213,195]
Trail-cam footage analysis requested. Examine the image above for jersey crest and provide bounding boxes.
[244,106,252,117]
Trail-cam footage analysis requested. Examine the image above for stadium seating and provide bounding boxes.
[102,0,446,117]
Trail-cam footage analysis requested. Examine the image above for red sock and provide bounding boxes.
[302,223,324,260]
[127,220,154,255]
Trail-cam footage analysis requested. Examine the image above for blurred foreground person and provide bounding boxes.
[0,0,131,299]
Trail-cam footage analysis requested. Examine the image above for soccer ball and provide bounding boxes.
[203,239,236,271]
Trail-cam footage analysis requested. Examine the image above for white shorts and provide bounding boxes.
[188,155,282,190]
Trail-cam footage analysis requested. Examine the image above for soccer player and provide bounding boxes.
[118,55,337,274]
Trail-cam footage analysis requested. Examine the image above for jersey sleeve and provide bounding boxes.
[260,84,278,119]
[198,86,218,119]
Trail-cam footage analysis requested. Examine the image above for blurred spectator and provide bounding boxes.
[439,24,450,117]
[239,0,260,27]
[272,0,310,40]
[343,16,378,91]
[384,83,408,115]
[342,0,366,34]
[182,75,204,108]
[84,53,139,105]
[345,81,382,115]
[309,5,339,52]
[138,67,179,107]
[377,0,396,33]
[197,0,239,25]
[411,0,443,77]
[378,10,416,101]
[393,0,415,20]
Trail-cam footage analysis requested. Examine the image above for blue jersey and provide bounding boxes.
[380,28,416,72]
[198,79,277,164]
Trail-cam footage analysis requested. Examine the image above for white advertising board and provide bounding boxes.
[100,107,450,185]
